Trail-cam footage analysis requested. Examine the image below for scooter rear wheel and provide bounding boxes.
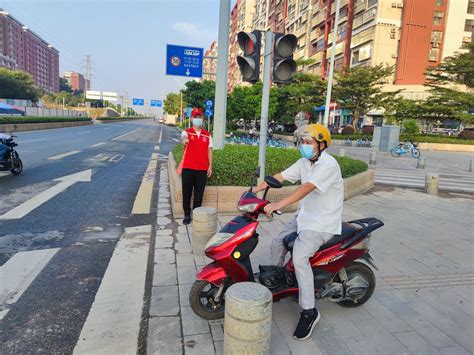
[189,280,225,320]
[10,157,23,175]
[337,262,375,308]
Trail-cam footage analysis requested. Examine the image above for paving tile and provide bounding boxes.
[176,232,190,243]
[154,248,175,265]
[178,266,198,284]
[184,333,215,355]
[179,282,193,307]
[156,229,173,236]
[177,253,196,268]
[438,346,472,355]
[150,285,179,317]
[213,341,223,355]
[155,235,173,249]
[393,331,441,355]
[176,242,192,254]
[147,316,182,355]
[153,263,177,286]
[210,324,224,342]
[181,306,210,336]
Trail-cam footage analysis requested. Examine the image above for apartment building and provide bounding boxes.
[203,41,218,81]
[0,9,59,93]
[63,71,86,92]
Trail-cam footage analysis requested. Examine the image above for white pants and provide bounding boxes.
[271,218,333,310]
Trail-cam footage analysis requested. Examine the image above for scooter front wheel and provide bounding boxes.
[337,262,375,308]
[189,280,226,320]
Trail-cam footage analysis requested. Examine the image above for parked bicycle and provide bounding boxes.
[344,138,352,146]
[356,137,371,148]
[391,140,420,158]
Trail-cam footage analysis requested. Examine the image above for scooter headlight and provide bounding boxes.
[205,232,234,250]
[237,203,258,213]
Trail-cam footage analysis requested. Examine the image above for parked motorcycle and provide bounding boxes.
[0,134,23,175]
[189,169,384,320]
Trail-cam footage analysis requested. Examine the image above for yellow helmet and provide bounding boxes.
[298,123,332,146]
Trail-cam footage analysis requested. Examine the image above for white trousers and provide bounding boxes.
[271,218,333,310]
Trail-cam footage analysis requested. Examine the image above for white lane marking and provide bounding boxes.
[170,137,180,143]
[78,131,90,135]
[131,153,158,214]
[0,169,92,220]
[108,154,124,163]
[0,248,60,320]
[158,125,163,144]
[48,150,81,160]
[0,172,9,178]
[112,127,142,141]
[73,225,151,354]
[17,138,47,144]
[91,142,106,147]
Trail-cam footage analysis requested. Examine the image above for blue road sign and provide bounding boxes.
[132,98,145,106]
[150,100,162,107]
[185,107,193,117]
[166,44,203,78]
[205,99,213,108]
[205,108,213,117]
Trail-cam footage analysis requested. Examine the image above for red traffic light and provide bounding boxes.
[237,32,258,55]
[237,30,261,83]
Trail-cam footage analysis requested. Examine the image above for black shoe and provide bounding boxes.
[183,215,191,225]
[293,308,320,341]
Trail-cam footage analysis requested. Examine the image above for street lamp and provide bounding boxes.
[171,77,185,127]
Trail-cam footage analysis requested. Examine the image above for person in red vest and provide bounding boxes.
[176,107,213,225]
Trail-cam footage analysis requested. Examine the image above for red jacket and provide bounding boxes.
[182,128,210,171]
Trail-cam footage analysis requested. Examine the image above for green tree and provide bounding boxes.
[332,64,400,130]
[163,92,184,116]
[59,77,73,93]
[403,119,420,136]
[275,72,326,123]
[0,68,40,101]
[182,80,215,109]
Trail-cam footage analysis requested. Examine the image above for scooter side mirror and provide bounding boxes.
[265,175,283,189]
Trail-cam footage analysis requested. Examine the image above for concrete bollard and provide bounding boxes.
[425,173,439,195]
[417,156,426,169]
[369,150,377,165]
[191,206,218,256]
[224,282,272,355]
[339,148,345,157]
[470,160,473,173]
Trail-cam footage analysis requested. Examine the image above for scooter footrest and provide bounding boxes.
[259,265,283,273]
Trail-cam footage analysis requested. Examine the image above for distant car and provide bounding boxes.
[158,118,164,124]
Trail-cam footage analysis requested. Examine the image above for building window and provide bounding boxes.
[368,0,377,7]
[433,11,444,26]
[316,38,324,52]
[465,19,474,32]
[435,0,443,6]
[429,48,439,62]
[468,0,474,14]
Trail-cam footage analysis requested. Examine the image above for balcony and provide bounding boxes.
[352,8,377,29]
[312,9,327,26]
[294,47,306,60]
[354,1,366,14]
[326,41,345,57]
[295,24,307,38]
[310,51,323,63]
[350,27,375,48]
[331,0,349,14]
[310,30,321,42]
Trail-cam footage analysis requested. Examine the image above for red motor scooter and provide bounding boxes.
[189,170,383,320]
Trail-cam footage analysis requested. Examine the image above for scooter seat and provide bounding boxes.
[283,222,359,252]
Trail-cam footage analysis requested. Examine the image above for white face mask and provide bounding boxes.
[193,118,203,127]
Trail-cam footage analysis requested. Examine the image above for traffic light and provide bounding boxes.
[272,33,297,84]
[237,30,261,83]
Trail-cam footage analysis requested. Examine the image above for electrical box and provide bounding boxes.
[373,126,400,152]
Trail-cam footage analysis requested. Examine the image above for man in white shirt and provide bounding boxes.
[252,123,344,341]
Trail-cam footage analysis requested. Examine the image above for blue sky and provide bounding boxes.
[2,0,228,113]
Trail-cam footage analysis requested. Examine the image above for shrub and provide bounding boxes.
[361,125,374,135]
[403,119,420,136]
[172,144,368,186]
[341,125,355,135]
[458,129,474,140]
[99,116,147,121]
[0,116,91,124]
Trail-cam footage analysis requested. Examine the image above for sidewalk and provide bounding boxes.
[147,161,474,354]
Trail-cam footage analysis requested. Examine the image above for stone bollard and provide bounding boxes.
[224,282,272,355]
[417,156,426,169]
[369,150,377,165]
[425,173,439,195]
[470,160,473,173]
[191,207,218,256]
[339,148,345,157]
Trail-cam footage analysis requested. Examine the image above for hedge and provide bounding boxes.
[99,116,149,121]
[332,133,474,145]
[172,144,368,186]
[0,116,91,124]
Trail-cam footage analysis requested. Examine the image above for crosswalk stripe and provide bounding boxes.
[0,248,59,320]
[47,151,81,160]
[73,225,151,354]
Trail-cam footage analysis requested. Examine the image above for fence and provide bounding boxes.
[24,107,85,117]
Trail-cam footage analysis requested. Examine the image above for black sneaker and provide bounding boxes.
[183,215,191,225]
[293,308,320,341]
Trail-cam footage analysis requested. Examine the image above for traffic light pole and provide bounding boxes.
[213,0,231,150]
[258,30,274,184]
[323,0,340,127]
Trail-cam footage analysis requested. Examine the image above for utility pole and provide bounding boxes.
[258,30,274,184]
[213,0,231,150]
[83,55,94,91]
[323,0,340,127]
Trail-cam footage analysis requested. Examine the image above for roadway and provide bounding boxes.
[0,120,181,353]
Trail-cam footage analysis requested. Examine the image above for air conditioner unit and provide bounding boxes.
[432,42,439,48]
[397,3,403,8]
[390,33,396,39]
[391,2,397,8]
[391,53,398,58]
[391,28,396,33]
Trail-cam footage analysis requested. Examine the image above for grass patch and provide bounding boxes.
[99,116,150,121]
[172,144,368,186]
[0,116,91,124]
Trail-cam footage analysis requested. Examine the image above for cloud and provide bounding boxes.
[173,22,215,43]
